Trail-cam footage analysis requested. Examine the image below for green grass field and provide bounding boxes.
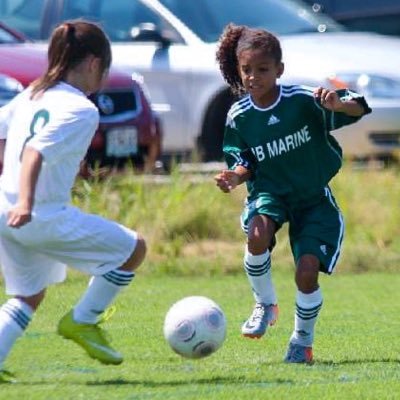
[1,164,400,398]
[1,270,399,399]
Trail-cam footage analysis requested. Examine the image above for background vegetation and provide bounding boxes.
[72,162,400,276]
[0,161,399,399]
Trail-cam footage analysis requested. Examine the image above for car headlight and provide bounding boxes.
[328,73,400,99]
[0,74,23,106]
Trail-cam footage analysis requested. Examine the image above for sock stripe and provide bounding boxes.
[3,304,30,330]
[244,259,271,276]
[296,303,323,313]
[103,270,135,286]
[245,259,271,270]
[296,306,322,316]
[295,303,322,320]
[244,267,270,276]
[106,270,135,281]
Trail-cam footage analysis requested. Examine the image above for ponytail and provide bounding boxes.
[30,20,111,99]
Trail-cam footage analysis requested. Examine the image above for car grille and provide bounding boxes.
[369,132,400,147]
[90,89,142,123]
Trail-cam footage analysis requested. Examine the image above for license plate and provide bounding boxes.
[106,127,138,157]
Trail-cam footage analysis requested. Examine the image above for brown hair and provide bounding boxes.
[216,24,282,96]
[30,20,112,98]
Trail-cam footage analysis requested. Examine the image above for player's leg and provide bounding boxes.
[241,213,279,338]
[69,233,146,326]
[0,290,45,370]
[285,254,321,364]
[54,208,147,364]
[57,241,145,365]
[0,235,65,379]
[285,187,344,363]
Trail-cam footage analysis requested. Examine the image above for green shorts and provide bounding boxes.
[240,187,344,274]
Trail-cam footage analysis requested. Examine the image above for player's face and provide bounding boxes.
[238,48,284,107]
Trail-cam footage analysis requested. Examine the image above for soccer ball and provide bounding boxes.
[163,296,227,359]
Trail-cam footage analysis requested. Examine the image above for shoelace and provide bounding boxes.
[250,304,266,322]
[91,306,117,343]
[98,305,116,324]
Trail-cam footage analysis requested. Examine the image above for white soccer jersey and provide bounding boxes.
[0,82,99,208]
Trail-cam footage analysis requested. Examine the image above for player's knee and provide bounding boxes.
[134,235,147,266]
[247,215,275,254]
[247,232,273,254]
[295,258,319,293]
[120,234,147,272]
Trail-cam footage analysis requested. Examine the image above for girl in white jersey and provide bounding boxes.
[0,20,146,381]
[214,24,370,364]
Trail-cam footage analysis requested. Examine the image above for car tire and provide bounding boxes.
[199,90,235,162]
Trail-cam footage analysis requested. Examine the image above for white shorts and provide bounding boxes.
[0,205,137,296]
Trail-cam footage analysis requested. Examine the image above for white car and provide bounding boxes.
[2,0,400,161]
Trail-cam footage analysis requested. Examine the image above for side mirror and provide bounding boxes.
[130,23,172,48]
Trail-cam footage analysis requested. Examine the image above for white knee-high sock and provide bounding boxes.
[73,269,135,324]
[290,288,323,347]
[244,247,277,305]
[0,298,33,369]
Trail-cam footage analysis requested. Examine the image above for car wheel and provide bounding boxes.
[199,90,235,162]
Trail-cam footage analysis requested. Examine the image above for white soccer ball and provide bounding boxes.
[163,296,227,359]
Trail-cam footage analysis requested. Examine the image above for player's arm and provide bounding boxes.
[7,146,43,228]
[215,165,251,193]
[0,139,5,175]
[314,87,367,116]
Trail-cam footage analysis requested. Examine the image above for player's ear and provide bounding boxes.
[89,55,101,72]
[277,62,284,78]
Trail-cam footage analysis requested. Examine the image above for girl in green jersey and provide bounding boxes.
[214,24,371,363]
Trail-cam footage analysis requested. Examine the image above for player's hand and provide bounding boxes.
[314,87,343,112]
[214,170,240,193]
[7,205,32,228]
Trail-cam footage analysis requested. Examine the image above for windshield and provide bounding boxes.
[0,26,23,44]
[158,0,344,42]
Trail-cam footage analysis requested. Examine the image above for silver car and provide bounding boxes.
[2,0,400,160]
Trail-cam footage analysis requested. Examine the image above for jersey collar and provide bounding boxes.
[249,85,282,111]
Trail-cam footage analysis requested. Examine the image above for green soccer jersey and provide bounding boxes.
[223,84,371,206]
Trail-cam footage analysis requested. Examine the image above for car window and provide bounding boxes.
[61,0,182,42]
[159,0,343,42]
[0,26,22,44]
[303,0,400,37]
[0,0,45,39]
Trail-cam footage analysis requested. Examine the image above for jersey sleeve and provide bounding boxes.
[315,88,372,131]
[27,107,99,164]
[222,113,255,170]
[0,96,19,139]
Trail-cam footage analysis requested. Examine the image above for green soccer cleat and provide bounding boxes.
[57,310,123,365]
[0,370,16,384]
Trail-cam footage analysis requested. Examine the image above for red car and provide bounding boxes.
[0,22,162,175]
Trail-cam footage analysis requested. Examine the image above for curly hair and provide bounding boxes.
[216,24,282,96]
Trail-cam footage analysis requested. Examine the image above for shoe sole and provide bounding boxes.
[284,358,314,365]
[241,315,278,339]
[242,333,263,339]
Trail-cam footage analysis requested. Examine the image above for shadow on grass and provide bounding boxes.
[85,376,294,387]
[8,358,398,387]
[8,376,295,388]
[317,358,400,366]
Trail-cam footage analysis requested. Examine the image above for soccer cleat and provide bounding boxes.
[284,342,313,364]
[57,310,123,365]
[0,370,16,384]
[241,303,279,338]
